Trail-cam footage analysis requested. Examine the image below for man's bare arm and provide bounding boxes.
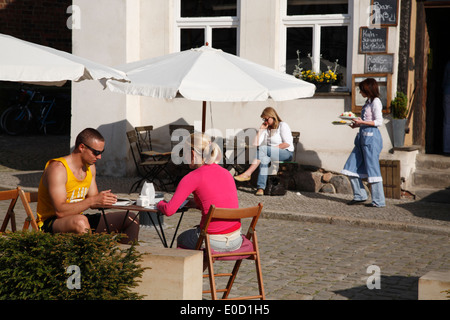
[44,162,116,218]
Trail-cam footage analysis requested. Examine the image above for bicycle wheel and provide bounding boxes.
[0,106,32,135]
[41,101,69,135]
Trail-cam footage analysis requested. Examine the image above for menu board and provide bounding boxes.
[370,0,399,26]
[352,73,392,114]
[359,27,388,53]
[365,54,394,73]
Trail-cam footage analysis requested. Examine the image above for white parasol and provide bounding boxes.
[106,45,316,132]
[0,33,129,86]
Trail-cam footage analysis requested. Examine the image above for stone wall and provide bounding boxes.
[293,165,353,195]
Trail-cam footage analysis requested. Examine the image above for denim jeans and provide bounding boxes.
[349,176,385,207]
[256,146,293,190]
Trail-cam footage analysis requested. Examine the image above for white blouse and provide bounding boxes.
[363,97,383,127]
[258,121,294,152]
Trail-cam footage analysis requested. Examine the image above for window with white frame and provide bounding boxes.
[175,0,240,55]
[282,0,351,88]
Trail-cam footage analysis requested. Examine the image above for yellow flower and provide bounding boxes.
[300,68,338,85]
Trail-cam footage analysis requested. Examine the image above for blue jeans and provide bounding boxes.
[256,146,293,190]
[349,176,385,207]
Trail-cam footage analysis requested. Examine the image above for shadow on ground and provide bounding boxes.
[334,275,419,300]
[0,134,70,171]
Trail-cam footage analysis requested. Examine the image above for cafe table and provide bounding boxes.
[98,200,188,248]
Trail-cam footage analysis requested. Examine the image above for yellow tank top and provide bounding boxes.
[36,157,92,226]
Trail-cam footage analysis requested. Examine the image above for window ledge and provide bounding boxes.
[314,90,350,97]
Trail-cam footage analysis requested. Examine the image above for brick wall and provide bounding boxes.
[0,0,72,52]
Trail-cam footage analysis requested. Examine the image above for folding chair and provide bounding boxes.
[169,124,195,149]
[0,188,20,232]
[127,130,172,192]
[135,125,155,154]
[18,187,39,231]
[134,125,177,189]
[195,203,265,300]
[134,125,172,159]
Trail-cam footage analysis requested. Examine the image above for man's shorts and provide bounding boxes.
[40,213,102,233]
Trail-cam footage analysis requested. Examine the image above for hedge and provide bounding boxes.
[0,231,146,300]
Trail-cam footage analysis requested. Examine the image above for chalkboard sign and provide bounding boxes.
[359,27,388,53]
[365,54,394,73]
[352,73,392,114]
[370,0,399,26]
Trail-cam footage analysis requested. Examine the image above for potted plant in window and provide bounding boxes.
[390,91,409,147]
[293,51,339,92]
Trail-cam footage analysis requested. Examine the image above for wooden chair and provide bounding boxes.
[127,130,173,193]
[0,188,20,232]
[134,125,172,159]
[135,125,155,154]
[169,124,195,150]
[18,188,39,231]
[195,203,265,300]
[276,131,300,189]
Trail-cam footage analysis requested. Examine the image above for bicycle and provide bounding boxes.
[0,86,70,135]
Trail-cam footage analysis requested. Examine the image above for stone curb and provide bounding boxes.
[261,210,450,236]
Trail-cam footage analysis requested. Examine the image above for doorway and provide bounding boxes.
[424,7,450,154]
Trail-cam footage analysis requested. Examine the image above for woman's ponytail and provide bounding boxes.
[187,133,222,165]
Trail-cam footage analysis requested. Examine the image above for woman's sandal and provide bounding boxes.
[255,189,264,196]
[234,175,251,182]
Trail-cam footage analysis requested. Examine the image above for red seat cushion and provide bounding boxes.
[210,235,255,261]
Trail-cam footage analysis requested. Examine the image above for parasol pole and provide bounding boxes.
[202,42,209,133]
[202,100,206,133]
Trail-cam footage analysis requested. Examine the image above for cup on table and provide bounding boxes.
[136,195,149,207]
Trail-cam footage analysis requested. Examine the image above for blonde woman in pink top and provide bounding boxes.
[157,133,241,251]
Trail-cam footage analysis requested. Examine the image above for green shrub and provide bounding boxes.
[391,91,409,119]
[0,232,146,300]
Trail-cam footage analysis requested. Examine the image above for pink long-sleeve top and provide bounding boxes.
[157,163,240,234]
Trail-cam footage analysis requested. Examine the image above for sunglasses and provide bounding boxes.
[262,118,270,122]
[83,143,105,156]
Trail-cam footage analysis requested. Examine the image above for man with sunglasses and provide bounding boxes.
[36,128,139,243]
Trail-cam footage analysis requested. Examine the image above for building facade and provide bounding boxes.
[68,0,449,190]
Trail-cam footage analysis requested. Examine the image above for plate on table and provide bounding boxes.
[113,198,134,206]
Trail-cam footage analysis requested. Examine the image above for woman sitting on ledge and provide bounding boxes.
[234,107,294,196]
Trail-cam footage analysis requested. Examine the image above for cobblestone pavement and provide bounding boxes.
[139,208,450,300]
[1,134,450,300]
